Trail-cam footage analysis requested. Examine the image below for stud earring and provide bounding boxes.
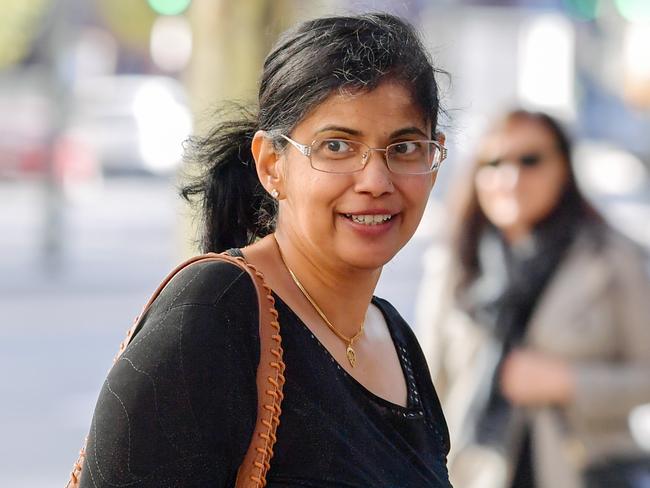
[270,189,279,199]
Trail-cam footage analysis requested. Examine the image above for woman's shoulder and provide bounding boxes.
[574,222,649,274]
[600,226,648,263]
[125,256,261,359]
[151,256,258,310]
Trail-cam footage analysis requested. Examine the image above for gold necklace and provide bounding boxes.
[275,238,364,368]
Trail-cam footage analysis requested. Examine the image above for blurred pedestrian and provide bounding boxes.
[73,13,452,488]
[417,109,650,488]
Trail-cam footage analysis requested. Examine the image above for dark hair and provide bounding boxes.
[451,109,603,289]
[181,13,444,252]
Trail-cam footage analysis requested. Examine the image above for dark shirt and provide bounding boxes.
[81,260,451,487]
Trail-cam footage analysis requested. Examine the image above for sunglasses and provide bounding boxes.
[480,152,545,169]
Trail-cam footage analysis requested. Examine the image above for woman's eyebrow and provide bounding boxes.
[315,125,362,136]
[314,125,428,138]
[390,126,428,138]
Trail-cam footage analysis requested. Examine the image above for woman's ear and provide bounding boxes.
[252,130,284,198]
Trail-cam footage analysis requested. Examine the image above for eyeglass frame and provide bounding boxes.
[279,134,448,175]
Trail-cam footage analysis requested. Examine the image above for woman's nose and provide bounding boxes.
[355,149,394,196]
[497,163,521,190]
[475,163,521,192]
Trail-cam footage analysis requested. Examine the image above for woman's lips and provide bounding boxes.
[339,211,399,236]
[343,213,393,225]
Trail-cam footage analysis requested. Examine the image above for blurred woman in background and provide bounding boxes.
[417,109,650,488]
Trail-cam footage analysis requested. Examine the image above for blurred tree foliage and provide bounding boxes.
[0,0,48,68]
[98,0,157,49]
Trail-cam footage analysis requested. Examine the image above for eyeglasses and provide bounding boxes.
[479,152,546,170]
[280,135,447,175]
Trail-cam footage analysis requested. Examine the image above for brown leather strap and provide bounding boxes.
[66,253,285,488]
[230,255,285,488]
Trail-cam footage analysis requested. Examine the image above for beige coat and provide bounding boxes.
[416,228,650,488]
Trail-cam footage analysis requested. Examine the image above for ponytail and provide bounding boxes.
[180,106,277,253]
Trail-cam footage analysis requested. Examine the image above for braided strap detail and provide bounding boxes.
[65,253,284,488]
[65,442,86,488]
[234,260,285,488]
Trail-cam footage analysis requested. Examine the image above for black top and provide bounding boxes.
[81,259,451,487]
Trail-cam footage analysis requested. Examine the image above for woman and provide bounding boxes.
[417,109,650,488]
[79,13,452,488]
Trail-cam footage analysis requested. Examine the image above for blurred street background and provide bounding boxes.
[1,0,649,486]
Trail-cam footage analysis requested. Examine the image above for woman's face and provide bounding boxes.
[474,118,569,240]
[276,81,438,271]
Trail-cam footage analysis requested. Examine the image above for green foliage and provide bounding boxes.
[615,0,650,21]
[147,0,191,16]
[564,0,600,21]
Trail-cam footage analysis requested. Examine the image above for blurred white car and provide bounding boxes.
[67,75,192,177]
[0,73,192,181]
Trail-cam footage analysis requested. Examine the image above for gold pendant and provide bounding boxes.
[346,345,357,368]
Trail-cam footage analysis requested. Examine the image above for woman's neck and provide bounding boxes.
[278,232,380,337]
[249,233,380,339]
[502,223,531,245]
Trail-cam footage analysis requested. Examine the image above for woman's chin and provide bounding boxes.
[337,241,404,271]
[334,214,411,269]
